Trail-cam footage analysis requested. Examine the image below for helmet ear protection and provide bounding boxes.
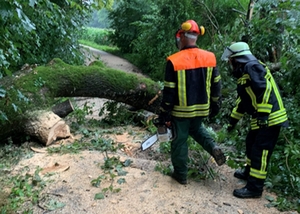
[199,26,205,36]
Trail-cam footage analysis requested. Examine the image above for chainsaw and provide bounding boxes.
[141,118,175,151]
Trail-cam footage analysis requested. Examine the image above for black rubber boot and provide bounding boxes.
[233,187,262,198]
[171,172,187,185]
[234,165,250,180]
[233,176,264,198]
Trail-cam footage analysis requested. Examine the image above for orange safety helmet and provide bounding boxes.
[175,20,205,48]
[176,20,205,38]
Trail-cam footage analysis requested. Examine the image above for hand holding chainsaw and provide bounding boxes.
[141,112,174,151]
[158,110,172,127]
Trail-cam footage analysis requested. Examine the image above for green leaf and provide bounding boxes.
[3,67,12,76]
[265,195,275,202]
[123,159,132,167]
[94,192,105,200]
[46,200,65,210]
[0,2,13,20]
[0,88,6,98]
[29,0,37,8]
[117,178,126,184]
[0,111,8,121]
[12,103,18,112]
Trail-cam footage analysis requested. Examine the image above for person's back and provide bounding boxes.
[165,47,220,118]
[158,20,225,185]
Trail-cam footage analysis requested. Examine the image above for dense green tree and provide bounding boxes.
[0,0,114,77]
[0,0,113,125]
[108,0,154,53]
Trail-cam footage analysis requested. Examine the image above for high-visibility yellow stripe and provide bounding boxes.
[177,70,187,106]
[250,168,267,179]
[250,108,288,129]
[231,111,244,120]
[264,65,284,109]
[172,110,210,118]
[238,74,250,85]
[231,98,244,120]
[164,81,176,88]
[206,67,213,104]
[262,73,272,104]
[261,150,268,172]
[249,150,268,179]
[173,104,209,111]
[257,103,272,113]
[214,74,221,83]
[246,157,251,166]
[245,87,257,110]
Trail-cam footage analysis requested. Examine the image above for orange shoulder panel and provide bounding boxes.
[167,48,216,71]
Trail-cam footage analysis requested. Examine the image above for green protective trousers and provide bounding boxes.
[171,117,217,179]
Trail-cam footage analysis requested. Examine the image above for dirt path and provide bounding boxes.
[12,47,293,214]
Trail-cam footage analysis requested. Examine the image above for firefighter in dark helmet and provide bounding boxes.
[221,42,288,198]
[158,19,226,185]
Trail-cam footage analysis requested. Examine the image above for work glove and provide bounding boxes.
[209,98,222,119]
[257,113,269,128]
[158,110,172,126]
[227,118,239,132]
[209,101,220,119]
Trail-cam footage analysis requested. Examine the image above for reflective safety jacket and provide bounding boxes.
[160,46,221,118]
[230,60,288,130]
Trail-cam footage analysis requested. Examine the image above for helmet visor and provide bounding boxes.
[221,46,252,61]
[221,47,233,61]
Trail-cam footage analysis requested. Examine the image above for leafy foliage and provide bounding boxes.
[108,0,154,54]
[7,168,45,212]
[80,27,114,46]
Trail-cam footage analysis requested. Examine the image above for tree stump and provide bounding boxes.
[24,110,71,146]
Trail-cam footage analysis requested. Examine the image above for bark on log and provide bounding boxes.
[24,110,71,146]
[52,99,74,118]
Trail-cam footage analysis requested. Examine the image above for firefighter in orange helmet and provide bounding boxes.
[159,20,225,185]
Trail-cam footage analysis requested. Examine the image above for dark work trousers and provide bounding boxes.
[245,125,281,192]
[171,117,217,180]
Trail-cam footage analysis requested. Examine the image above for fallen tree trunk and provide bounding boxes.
[0,58,162,143]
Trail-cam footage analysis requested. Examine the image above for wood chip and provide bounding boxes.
[41,162,70,175]
[31,147,46,153]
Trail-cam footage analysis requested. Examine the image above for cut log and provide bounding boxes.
[23,110,71,146]
[52,99,74,118]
